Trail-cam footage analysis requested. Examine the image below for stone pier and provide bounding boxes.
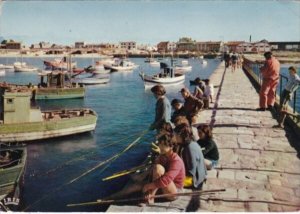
[107,63,300,212]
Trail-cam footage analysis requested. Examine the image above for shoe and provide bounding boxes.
[256,108,266,111]
[267,105,274,111]
[273,124,284,129]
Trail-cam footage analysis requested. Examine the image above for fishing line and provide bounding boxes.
[31,129,148,178]
[22,129,149,211]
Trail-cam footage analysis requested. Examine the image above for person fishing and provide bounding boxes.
[102,133,185,204]
[149,85,171,132]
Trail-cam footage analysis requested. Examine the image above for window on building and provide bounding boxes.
[7,98,14,104]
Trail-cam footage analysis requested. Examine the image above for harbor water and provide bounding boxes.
[0,57,220,211]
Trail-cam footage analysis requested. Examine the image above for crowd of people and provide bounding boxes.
[105,51,299,205]
[141,84,220,203]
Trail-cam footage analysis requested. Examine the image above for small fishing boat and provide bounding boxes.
[149,59,160,66]
[106,59,136,72]
[14,62,38,72]
[201,60,208,65]
[0,68,5,76]
[0,144,27,211]
[0,89,98,142]
[139,62,185,87]
[35,70,85,100]
[0,64,14,70]
[73,74,110,85]
[174,61,192,73]
[43,57,77,71]
[93,62,111,74]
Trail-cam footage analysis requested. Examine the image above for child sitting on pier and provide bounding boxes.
[170,99,185,123]
[197,125,219,170]
[143,134,186,204]
[173,124,207,189]
[104,133,186,204]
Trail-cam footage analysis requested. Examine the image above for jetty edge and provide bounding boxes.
[107,60,300,212]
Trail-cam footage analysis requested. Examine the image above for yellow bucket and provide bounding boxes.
[184,176,193,188]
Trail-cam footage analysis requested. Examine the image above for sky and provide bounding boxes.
[0,0,299,45]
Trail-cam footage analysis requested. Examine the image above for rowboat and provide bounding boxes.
[139,62,185,87]
[0,89,97,142]
[0,144,27,211]
[73,74,110,85]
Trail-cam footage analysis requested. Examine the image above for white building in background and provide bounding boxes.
[253,42,271,52]
[237,42,253,52]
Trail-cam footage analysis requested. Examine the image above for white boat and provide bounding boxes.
[181,60,189,65]
[174,65,192,73]
[139,62,185,87]
[201,60,208,65]
[73,74,110,85]
[93,62,111,74]
[0,64,14,70]
[106,59,136,72]
[0,68,5,76]
[14,62,38,72]
[149,60,160,66]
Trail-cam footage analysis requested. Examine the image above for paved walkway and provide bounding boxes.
[107,63,300,212]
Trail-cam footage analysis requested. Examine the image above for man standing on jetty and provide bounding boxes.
[256,52,280,111]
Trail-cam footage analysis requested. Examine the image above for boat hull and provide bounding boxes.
[14,66,38,72]
[74,77,110,85]
[35,87,85,100]
[0,114,97,142]
[0,146,27,203]
[140,73,185,87]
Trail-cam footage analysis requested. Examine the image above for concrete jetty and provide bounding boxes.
[107,63,300,212]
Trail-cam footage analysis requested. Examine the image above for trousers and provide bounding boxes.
[259,78,279,108]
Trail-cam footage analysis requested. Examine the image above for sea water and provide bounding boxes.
[0,57,220,211]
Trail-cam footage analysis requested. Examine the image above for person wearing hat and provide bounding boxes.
[149,84,171,131]
[180,87,204,124]
[257,51,280,111]
[170,98,185,123]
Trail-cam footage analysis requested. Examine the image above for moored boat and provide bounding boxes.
[43,57,77,71]
[0,89,98,142]
[35,70,85,100]
[14,62,38,72]
[73,74,110,85]
[0,144,27,211]
[139,62,185,87]
[0,64,14,70]
[105,59,137,72]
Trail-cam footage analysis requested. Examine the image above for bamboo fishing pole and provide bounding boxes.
[102,163,151,181]
[67,189,226,207]
[67,129,149,184]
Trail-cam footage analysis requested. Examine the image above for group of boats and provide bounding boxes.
[0,56,208,210]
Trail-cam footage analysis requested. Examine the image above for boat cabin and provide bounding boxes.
[0,89,43,124]
[159,62,175,78]
[38,71,71,88]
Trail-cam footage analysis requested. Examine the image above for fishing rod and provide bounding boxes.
[32,129,148,178]
[22,129,149,211]
[102,162,151,181]
[67,189,226,207]
[67,129,149,184]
